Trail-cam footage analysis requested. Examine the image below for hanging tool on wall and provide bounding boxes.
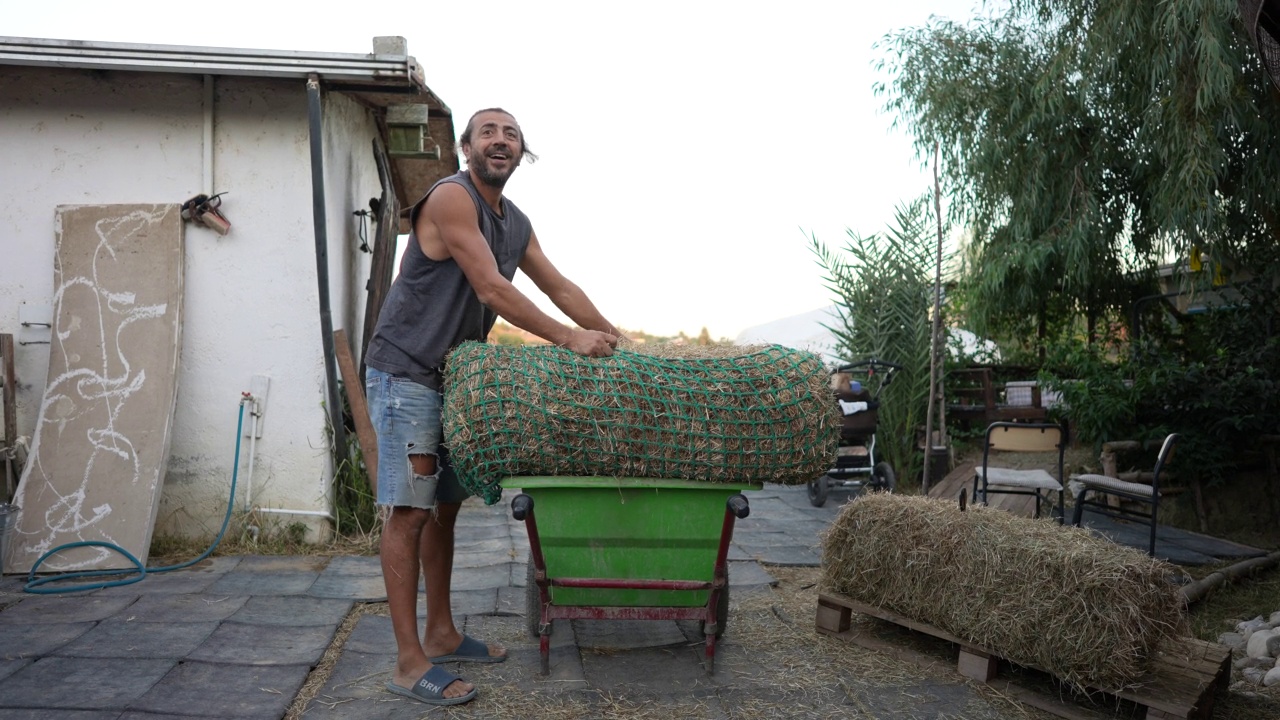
[181,192,232,235]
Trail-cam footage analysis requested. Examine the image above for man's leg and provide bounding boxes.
[414,453,504,655]
[367,367,473,700]
[419,500,463,656]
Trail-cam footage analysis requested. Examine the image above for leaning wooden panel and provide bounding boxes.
[4,204,183,573]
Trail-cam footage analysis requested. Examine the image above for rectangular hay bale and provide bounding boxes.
[820,493,1186,691]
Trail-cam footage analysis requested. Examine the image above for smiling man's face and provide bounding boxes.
[464,111,524,189]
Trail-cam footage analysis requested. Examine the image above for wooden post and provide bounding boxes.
[958,647,999,682]
[1100,445,1121,509]
[815,595,853,634]
[1,333,15,497]
[334,329,378,492]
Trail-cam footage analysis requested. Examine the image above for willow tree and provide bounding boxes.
[878,0,1280,351]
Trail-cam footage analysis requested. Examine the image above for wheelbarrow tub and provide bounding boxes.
[502,477,760,608]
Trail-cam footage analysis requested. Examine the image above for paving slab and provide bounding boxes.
[742,544,822,567]
[455,503,510,526]
[496,585,524,616]
[454,548,515,569]
[727,560,777,589]
[452,534,511,554]
[0,594,138,624]
[578,644,712,693]
[1079,518,1216,565]
[205,571,318,596]
[233,555,330,572]
[0,621,95,659]
[0,711,122,720]
[186,622,336,666]
[308,649,391,702]
[572,618,689,650]
[116,707,226,712]
[847,678,1001,719]
[450,587,499,615]
[0,656,174,710]
[446,562,514,592]
[229,595,352,626]
[453,613,586,686]
[94,556,242,597]
[117,593,248,623]
[0,659,31,683]
[320,556,381,575]
[733,529,814,548]
[93,570,219,596]
[51,619,219,659]
[340,615,395,655]
[306,573,385,601]
[1154,522,1266,558]
[126,660,309,718]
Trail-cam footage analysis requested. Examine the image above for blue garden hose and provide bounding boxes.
[23,398,248,594]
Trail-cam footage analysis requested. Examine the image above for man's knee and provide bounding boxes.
[385,505,433,533]
[407,449,437,476]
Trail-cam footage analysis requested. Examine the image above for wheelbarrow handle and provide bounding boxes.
[511,493,534,521]
[727,494,750,519]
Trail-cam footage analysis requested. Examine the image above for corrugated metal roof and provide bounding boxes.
[0,35,425,88]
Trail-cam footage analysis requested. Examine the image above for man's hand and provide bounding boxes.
[563,329,619,358]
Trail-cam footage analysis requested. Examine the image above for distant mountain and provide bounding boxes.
[734,306,843,365]
[735,305,1000,366]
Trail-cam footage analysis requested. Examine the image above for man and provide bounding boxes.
[364,108,621,706]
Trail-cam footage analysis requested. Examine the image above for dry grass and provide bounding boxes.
[441,341,840,503]
[284,565,1056,720]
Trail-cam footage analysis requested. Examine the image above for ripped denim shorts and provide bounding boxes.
[364,366,470,509]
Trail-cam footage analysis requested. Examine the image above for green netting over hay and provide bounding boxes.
[442,341,840,504]
[821,494,1187,692]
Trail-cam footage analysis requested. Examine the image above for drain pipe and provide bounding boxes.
[305,73,349,468]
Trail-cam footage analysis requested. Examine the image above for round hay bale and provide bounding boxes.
[820,493,1187,691]
[442,341,840,503]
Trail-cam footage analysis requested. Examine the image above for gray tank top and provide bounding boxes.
[365,170,533,389]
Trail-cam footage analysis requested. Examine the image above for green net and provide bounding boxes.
[442,341,841,504]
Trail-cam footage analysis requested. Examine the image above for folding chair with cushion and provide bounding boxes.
[972,421,1067,522]
[1070,433,1177,557]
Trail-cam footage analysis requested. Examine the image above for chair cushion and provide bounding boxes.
[1072,473,1155,498]
[977,467,1063,491]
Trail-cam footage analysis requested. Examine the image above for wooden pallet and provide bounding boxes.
[816,592,1231,720]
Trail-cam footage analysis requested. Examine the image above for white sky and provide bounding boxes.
[8,0,987,340]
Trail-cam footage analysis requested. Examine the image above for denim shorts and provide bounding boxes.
[365,366,470,509]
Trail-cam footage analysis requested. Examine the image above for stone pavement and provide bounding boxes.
[0,485,1263,719]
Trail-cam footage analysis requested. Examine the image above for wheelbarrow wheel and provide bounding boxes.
[807,475,829,507]
[870,462,896,493]
[525,557,549,638]
[700,580,730,638]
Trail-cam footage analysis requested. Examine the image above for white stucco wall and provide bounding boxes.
[0,66,381,543]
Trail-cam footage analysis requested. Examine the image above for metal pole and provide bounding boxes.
[922,142,946,494]
[306,74,349,469]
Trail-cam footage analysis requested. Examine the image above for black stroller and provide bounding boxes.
[807,359,901,507]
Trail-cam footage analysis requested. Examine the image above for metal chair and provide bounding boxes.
[1071,433,1178,556]
[972,421,1067,522]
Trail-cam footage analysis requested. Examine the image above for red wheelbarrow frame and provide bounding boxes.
[511,491,751,675]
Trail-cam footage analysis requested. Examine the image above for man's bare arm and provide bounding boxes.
[518,231,624,338]
[419,184,617,356]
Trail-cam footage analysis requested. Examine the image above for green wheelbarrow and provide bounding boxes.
[503,477,759,675]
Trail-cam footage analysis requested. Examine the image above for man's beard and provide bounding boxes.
[469,145,518,189]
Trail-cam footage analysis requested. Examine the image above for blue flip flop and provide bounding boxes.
[429,634,508,664]
[385,665,476,706]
